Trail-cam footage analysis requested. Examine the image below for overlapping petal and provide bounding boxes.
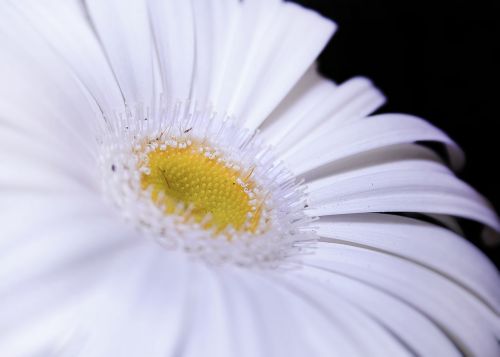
[0,0,499,356]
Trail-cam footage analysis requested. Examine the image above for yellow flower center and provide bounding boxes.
[140,142,261,233]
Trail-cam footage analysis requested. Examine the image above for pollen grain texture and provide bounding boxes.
[141,143,260,233]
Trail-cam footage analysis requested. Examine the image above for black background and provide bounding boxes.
[293,0,499,264]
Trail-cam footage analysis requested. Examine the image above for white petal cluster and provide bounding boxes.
[0,0,499,356]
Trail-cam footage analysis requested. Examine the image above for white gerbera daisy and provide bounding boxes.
[1,0,499,356]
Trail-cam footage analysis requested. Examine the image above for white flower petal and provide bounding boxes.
[146,0,336,128]
[0,128,95,191]
[70,254,404,357]
[221,1,337,130]
[190,1,331,118]
[189,0,224,106]
[69,252,262,357]
[316,213,500,312]
[85,0,155,105]
[147,0,197,102]
[0,194,136,293]
[208,0,285,116]
[302,143,448,182]
[286,113,465,174]
[303,243,500,356]
[264,76,385,156]
[62,246,191,357]
[0,8,99,146]
[270,275,412,356]
[259,64,333,144]
[0,303,75,357]
[289,267,461,356]
[4,0,125,113]
[0,193,140,353]
[308,165,499,231]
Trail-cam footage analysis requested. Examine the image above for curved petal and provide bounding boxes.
[0,193,140,355]
[0,194,137,293]
[302,243,500,356]
[225,1,336,130]
[288,267,461,356]
[0,5,100,150]
[148,0,336,128]
[316,213,500,312]
[307,167,500,232]
[85,0,155,105]
[268,274,412,356]
[301,143,449,182]
[285,113,465,174]
[266,77,385,156]
[260,64,334,145]
[4,0,125,113]
[0,127,96,191]
[65,256,409,357]
[147,0,196,102]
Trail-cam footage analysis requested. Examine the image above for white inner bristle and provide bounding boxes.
[97,98,316,267]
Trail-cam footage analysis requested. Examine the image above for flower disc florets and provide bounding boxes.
[98,100,315,267]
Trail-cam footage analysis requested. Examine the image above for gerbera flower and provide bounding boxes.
[1,0,499,356]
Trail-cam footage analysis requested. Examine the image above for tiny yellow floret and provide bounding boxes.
[141,142,261,233]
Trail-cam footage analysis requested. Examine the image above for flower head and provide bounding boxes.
[1,0,499,356]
